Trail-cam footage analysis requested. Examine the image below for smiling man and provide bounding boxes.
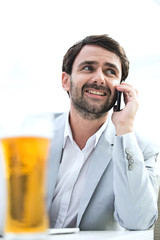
[47,34,159,231]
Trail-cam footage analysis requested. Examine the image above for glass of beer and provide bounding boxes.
[0,112,54,240]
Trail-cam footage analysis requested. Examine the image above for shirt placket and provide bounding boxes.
[54,151,84,228]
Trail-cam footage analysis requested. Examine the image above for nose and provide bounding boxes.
[92,68,105,85]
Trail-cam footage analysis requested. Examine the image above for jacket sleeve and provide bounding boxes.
[112,132,159,230]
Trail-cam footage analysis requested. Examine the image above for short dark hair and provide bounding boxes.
[62,34,129,81]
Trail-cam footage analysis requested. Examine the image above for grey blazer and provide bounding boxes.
[47,112,159,230]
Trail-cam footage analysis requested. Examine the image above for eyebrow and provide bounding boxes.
[78,61,120,74]
[104,62,120,74]
[78,61,98,67]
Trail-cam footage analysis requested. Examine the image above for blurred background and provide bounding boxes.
[0,0,160,143]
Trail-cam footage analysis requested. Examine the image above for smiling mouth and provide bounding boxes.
[85,89,106,96]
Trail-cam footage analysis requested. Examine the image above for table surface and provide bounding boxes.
[0,230,153,240]
[48,230,153,240]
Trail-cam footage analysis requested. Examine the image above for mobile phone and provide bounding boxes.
[116,80,124,111]
[116,91,122,111]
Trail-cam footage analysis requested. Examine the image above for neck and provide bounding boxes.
[69,107,108,150]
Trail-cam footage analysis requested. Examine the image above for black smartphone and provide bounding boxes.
[116,80,124,111]
[116,91,122,111]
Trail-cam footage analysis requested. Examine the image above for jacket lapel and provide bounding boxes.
[77,119,115,226]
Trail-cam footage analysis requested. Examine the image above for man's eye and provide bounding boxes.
[83,66,93,71]
[106,69,116,76]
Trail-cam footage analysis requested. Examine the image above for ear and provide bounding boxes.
[62,72,70,92]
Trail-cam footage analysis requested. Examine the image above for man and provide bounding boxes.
[47,34,159,231]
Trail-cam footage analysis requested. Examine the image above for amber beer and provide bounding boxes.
[1,136,50,236]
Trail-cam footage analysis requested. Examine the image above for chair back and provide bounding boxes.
[154,188,160,240]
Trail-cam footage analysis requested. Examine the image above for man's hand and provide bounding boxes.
[112,82,139,136]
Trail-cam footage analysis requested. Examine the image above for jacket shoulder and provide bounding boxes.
[53,112,67,131]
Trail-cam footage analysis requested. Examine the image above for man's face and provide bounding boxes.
[63,45,122,119]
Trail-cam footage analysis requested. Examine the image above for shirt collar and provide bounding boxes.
[63,111,109,149]
[63,111,72,148]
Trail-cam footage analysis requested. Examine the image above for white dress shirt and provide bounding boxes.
[50,113,108,228]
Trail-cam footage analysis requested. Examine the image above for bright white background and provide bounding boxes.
[0,0,160,143]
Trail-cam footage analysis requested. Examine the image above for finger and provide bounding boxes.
[116,85,138,98]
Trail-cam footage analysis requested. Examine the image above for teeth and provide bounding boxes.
[87,90,105,96]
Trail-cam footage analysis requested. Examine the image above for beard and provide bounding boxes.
[70,78,117,120]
